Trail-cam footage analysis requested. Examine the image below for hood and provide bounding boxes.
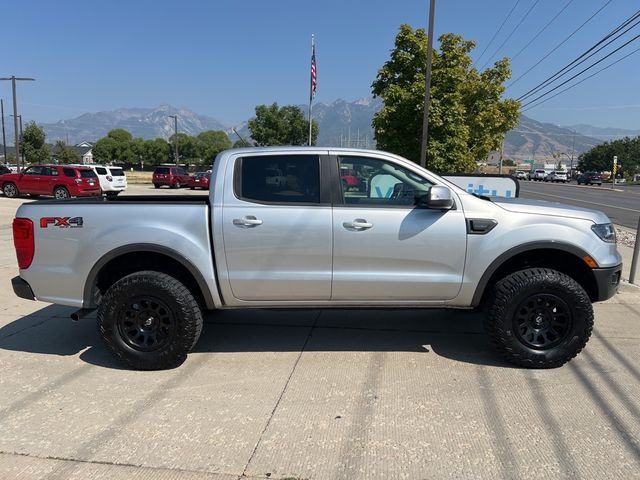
[493,197,611,224]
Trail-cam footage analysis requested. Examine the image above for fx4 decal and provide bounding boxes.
[40,217,84,228]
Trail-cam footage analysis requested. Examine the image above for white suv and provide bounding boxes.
[92,166,128,196]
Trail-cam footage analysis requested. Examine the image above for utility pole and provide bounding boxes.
[0,76,35,173]
[1,99,7,163]
[10,114,23,170]
[419,0,436,169]
[168,115,178,165]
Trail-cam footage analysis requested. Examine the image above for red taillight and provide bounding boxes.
[13,218,34,269]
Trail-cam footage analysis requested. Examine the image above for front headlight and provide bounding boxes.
[591,223,616,243]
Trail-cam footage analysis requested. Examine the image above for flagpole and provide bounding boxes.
[308,34,315,146]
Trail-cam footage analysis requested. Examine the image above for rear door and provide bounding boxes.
[330,153,467,301]
[221,153,332,301]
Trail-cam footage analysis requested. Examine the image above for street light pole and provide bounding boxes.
[168,115,178,165]
[0,99,7,163]
[0,76,35,173]
[419,0,436,169]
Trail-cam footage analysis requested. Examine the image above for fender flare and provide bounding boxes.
[471,241,593,307]
[83,243,216,309]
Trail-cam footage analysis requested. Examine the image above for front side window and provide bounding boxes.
[238,155,320,204]
[338,156,433,207]
[95,167,108,175]
[23,166,43,176]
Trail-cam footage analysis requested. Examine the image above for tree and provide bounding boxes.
[93,136,119,163]
[142,138,170,166]
[371,25,520,172]
[248,103,318,146]
[21,121,51,164]
[169,133,198,163]
[502,158,515,166]
[196,130,231,162]
[579,136,640,179]
[54,140,81,164]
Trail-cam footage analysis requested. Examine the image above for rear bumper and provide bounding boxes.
[593,264,622,301]
[12,276,35,301]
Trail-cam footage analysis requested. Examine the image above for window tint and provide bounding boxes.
[109,168,124,176]
[42,167,58,176]
[239,155,320,204]
[155,167,170,174]
[177,168,187,175]
[338,156,433,207]
[80,169,97,178]
[95,167,108,175]
[63,168,76,177]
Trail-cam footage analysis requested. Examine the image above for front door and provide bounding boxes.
[20,166,44,194]
[222,153,333,301]
[331,154,467,301]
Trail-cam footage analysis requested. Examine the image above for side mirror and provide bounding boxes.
[422,185,454,210]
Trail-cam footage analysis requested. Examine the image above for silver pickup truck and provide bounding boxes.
[11,147,622,370]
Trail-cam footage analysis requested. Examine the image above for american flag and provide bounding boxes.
[310,44,317,100]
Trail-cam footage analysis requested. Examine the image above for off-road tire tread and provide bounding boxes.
[97,271,203,370]
[484,268,593,369]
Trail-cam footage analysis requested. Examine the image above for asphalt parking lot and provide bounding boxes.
[0,190,639,479]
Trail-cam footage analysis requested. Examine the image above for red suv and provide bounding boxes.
[153,166,191,189]
[1,164,101,199]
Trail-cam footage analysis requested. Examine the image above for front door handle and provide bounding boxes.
[343,218,373,230]
[233,215,263,227]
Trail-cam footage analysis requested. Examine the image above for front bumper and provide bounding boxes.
[593,264,622,301]
[12,276,35,301]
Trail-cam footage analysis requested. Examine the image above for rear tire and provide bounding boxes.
[53,186,70,199]
[484,268,593,369]
[154,184,160,189]
[3,182,19,198]
[105,191,120,197]
[97,271,203,370]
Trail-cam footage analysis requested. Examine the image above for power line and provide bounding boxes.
[474,0,522,66]
[517,9,640,101]
[507,0,614,89]
[480,0,541,70]
[510,0,574,62]
[522,43,640,112]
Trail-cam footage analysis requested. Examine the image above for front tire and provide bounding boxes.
[3,182,19,198]
[484,268,593,368]
[97,271,203,370]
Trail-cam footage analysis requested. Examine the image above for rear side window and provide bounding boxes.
[237,155,320,204]
[63,168,76,177]
[80,170,97,178]
[155,167,170,174]
[109,168,124,176]
[95,167,108,175]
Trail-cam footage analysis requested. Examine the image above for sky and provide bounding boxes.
[1,0,639,129]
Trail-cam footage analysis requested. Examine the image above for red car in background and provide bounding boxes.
[0,164,101,199]
[189,171,211,190]
[152,166,191,188]
[340,167,361,192]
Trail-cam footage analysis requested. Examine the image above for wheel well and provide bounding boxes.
[477,249,598,305]
[92,251,208,309]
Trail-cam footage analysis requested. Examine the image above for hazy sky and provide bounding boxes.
[2,0,639,129]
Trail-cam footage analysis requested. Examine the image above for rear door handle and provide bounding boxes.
[233,215,263,227]
[343,219,373,230]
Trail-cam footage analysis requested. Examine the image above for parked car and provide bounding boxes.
[152,166,191,189]
[577,172,603,186]
[514,171,529,180]
[546,171,568,183]
[90,165,128,196]
[341,167,361,191]
[11,147,621,370]
[189,171,211,190]
[1,164,101,199]
[531,169,548,181]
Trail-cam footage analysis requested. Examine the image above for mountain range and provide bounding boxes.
[3,99,638,162]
